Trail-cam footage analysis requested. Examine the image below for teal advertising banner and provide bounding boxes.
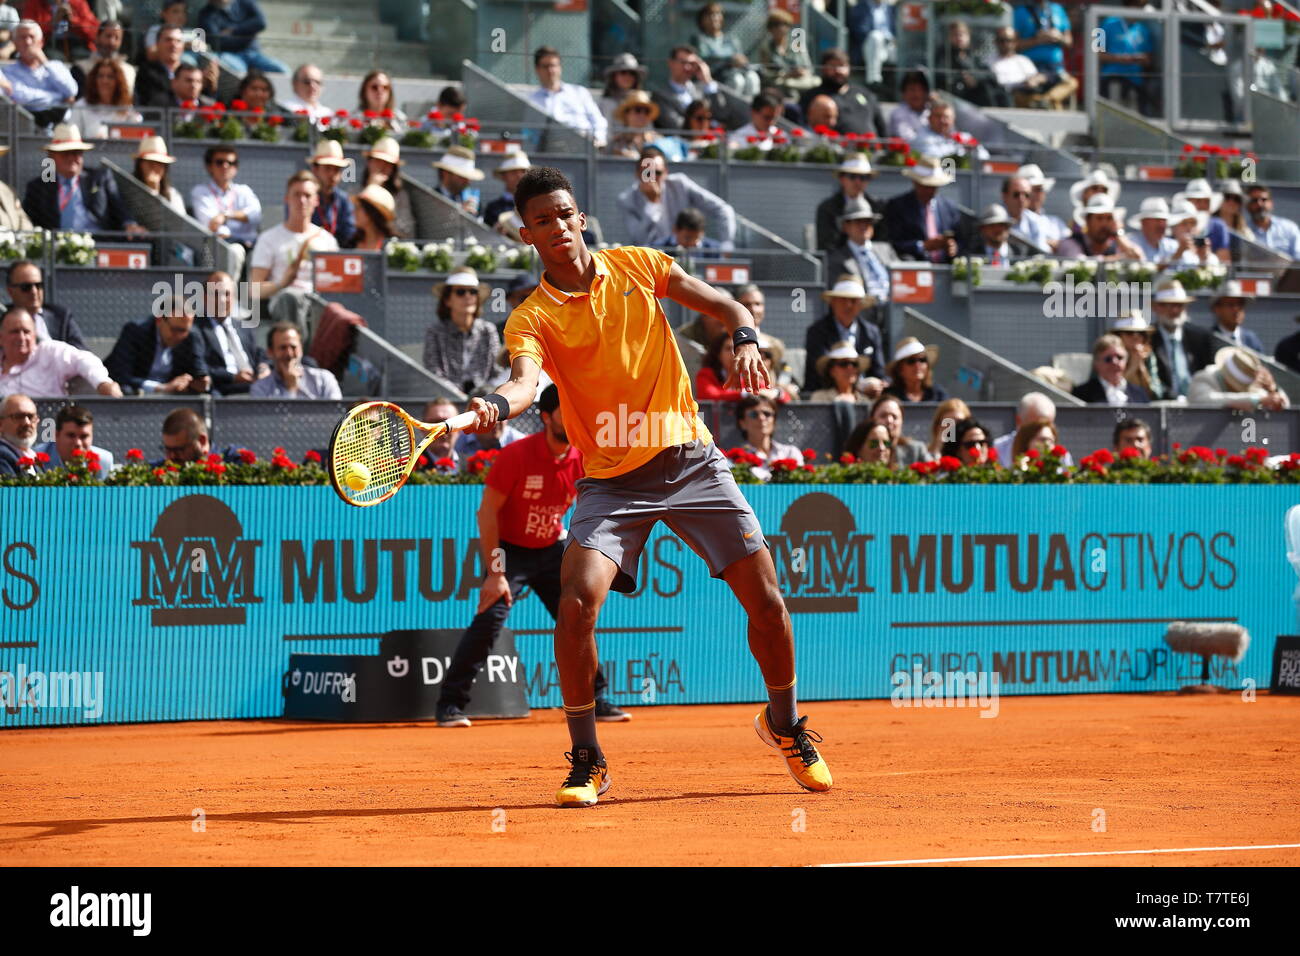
[0,486,1293,726]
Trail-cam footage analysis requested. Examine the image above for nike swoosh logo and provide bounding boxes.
[743,529,758,539]
[623,289,634,296]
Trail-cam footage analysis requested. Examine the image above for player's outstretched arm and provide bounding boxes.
[465,354,542,432]
[665,261,770,392]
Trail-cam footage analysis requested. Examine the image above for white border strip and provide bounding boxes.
[818,843,1300,867]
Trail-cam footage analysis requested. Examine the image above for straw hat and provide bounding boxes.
[132,135,174,164]
[309,138,350,169]
[352,183,395,222]
[1016,163,1055,191]
[43,123,94,152]
[757,331,784,368]
[1107,309,1153,334]
[603,52,647,82]
[614,90,660,125]
[433,144,483,181]
[1213,346,1262,392]
[902,155,955,187]
[1068,168,1120,205]
[1153,279,1194,305]
[837,153,874,178]
[838,195,880,226]
[1177,177,1222,209]
[815,340,870,378]
[365,136,403,166]
[494,209,524,242]
[887,337,939,378]
[977,202,1013,226]
[1218,178,1244,201]
[1073,192,1126,228]
[0,143,8,157]
[1126,196,1171,230]
[494,151,531,177]
[820,274,875,307]
[1166,196,1207,234]
[433,267,490,302]
[1211,279,1255,306]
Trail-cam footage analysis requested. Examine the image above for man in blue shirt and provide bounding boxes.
[22,124,145,238]
[0,20,76,129]
[1013,2,1072,74]
[1245,184,1300,260]
[1099,2,1158,116]
[197,0,289,75]
[34,404,114,479]
[528,46,607,148]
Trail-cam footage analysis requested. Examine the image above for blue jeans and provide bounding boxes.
[438,540,610,710]
[216,48,290,75]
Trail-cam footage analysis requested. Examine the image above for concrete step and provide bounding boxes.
[257,36,431,76]
[261,18,400,41]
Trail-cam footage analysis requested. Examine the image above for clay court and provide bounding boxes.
[3,693,1298,867]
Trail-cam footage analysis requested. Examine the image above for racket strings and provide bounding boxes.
[333,407,415,503]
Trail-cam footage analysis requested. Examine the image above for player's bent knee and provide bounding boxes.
[557,588,604,631]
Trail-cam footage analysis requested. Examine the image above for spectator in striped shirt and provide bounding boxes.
[424,269,501,395]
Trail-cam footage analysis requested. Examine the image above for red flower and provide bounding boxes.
[452,112,464,123]
[746,135,758,144]
[811,124,831,136]
[839,453,856,465]
[802,448,816,461]
[232,98,248,111]
[904,157,917,167]
[1227,454,1247,468]
[181,99,198,110]
[152,467,166,478]
[207,453,222,465]
[238,448,257,464]
[725,447,745,461]
[268,115,285,126]
[1025,448,1040,460]
[294,109,309,117]
[35,451,50,464]
[986,447,998,464]
[349,118,363,129]
[126,448,144,461]
[381,108,394,119]
[16,455,34,468]
[909,461,929,475]
[1246,446,1269,463]
[363,109,377,119]
[791,128,805,137]
[1182,144,1194,154]
[206,462,226,476]
[1051,444,1067,458]
[273,446,287,456]
[335,108,349,118]
[1093,447,1114,465]
[304,449,322,463]
[1214,447,1227,459]
[467,118,480,131]
[435,456,455,470]
[165,460,180,471]
[803,464,815,473]
[212,102,226,112]
[1119,447,1140,460]
[252,106,264,114]
[429,110,443,121]
[939,455,962,472]
[198,110,215,124]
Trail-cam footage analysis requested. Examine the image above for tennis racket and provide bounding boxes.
[328,401,480,507]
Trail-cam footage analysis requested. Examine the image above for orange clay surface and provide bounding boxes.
[2,694,1298,867]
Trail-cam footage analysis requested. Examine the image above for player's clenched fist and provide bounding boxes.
[726,341,771,393]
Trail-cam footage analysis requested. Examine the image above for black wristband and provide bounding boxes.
[733,326,759,349]
[484,393,510,420]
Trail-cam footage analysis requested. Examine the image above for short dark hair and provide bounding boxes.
[55,404,92,429]
[514,166,576,218]
[1247,183,1270,195]
[751,91,782,112]
[162,408,207,441]
[820,48,849,65]
[204,145,238,165]
[437,85,466,110]
[538,383,560,415]
[5,259,40,285]
[735,392,778,428]
[175,63,203,78]
[675,207,706,232]
[670,45,698,60]
[1113,417,1151,446]
[99,19,122,32]
[900,69,931,93]
[267,322,302,350]
[638,144,667,166]
[534,45,560,67]
[940,417,986,459]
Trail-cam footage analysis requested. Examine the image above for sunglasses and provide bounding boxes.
[211,158,239,167]
[629,106,652,114]
[961,438,989,449]
[903,355,929,365]
[1101,353,1126,364]
[843,173,869,182]
[450,287,479,296]
[9,281,43,292]
[830,359,858,369]
[867,439,892,449]
[745,409,775,420]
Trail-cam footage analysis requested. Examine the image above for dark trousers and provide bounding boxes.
[438,539,609,709]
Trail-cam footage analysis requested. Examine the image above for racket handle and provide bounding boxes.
[443,410,483,432]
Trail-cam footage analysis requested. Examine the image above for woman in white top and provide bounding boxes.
[131,136,185,215]
[67,59,141,138]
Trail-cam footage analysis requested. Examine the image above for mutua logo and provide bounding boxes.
[767,492,874,613]
[131,494,262,626]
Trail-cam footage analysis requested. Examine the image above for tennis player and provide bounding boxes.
[435,383,629,727]
[463,166,832,807]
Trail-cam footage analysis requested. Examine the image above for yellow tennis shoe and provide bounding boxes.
[755,709,833,792]
[555,748,610,808]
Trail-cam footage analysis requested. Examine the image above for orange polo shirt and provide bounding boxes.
[504,246,712,479]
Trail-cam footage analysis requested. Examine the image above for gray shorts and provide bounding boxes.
[567,440,767,593]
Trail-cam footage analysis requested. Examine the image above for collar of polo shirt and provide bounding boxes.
[538,253,610,303]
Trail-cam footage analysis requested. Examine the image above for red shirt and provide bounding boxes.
[486,431,584,548]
